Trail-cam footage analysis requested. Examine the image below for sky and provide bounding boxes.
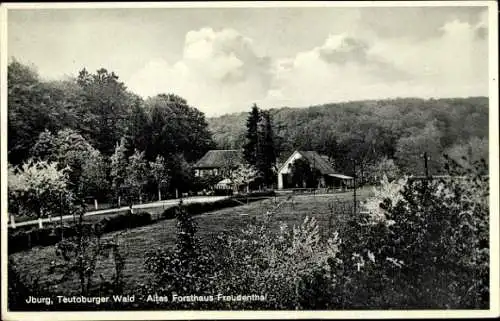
[7,4,490,116]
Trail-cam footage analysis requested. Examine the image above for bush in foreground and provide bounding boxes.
[143,201,218,309]
[340,156,489,308]
[144,199,343,310]
[143,157,489,310]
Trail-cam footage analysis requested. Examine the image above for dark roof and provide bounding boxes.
[298,151,336,175]
[193,150,244,169]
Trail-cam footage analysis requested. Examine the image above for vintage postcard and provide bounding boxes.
[1,1,498,320]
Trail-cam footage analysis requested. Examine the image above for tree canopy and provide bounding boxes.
[7,59,489,213]
[8,60,217,208]
[209,97,488,177]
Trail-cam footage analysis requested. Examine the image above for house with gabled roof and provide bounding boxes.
[277,150,353,189]
[193,149,244,178]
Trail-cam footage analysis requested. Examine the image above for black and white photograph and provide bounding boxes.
[1,1,498,320]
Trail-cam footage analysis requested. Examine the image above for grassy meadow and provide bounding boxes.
[9,187,374,296]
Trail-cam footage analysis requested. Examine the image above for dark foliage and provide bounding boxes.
[143,201,219,309]
[290,158,321,188]
[8,258,53,311]
[336,157,489,308]
[209,97,488,176]
[243,104,261,166]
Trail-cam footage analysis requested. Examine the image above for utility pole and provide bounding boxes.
[313,156,316,194]
[421,152,431,207]
[423,152,429,178]
[352,158,357,215]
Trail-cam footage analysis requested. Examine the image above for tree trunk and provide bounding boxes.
[118,196,121,207]
[94,199,98,210]
[158,186,162,201]
[10,215,16,229]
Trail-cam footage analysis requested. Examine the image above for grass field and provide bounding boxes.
[10,187,374,296]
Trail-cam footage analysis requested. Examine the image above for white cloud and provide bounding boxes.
[127,27,272,115]
[262,33,412,107]
[128,13,489,116]
[264,15,488,108]
[370,17,487,95]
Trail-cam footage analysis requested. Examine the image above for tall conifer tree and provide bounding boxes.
[243,104,261,166]
[259,110,277,187]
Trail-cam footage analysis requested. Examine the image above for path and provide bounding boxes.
[12,195,229,228]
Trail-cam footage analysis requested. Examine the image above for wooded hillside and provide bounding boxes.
[208,97,489,178]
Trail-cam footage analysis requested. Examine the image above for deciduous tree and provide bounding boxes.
[126,149,149,204]
[367,157,401,184]
[144,94,215,162]
[76,68,134,156]
[8,160,71,218]
[149,155,170,201]
[110,138,129,206]
[395,121,444,176]
[31,128,108,200]
[230,164,259,193]
[8,60,77,165]
[80,149,109,209]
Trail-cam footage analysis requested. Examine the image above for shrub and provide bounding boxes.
[8,225,82,254]
[50,221,126,297]
[8,230,32,253]
[341,156,489,308]
[211,214,343,309]
[8,160,73,219]
[160,198,265,221]
[8,258,53,311]
[98,212,152,233]
[143,202,218,309]
[161,206,179,220]
[147,198,344,310]
[363,175,408,225]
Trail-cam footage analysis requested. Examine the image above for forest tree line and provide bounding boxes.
[209,96,489,183]
[7,58,489,214]
[8,59,215,210]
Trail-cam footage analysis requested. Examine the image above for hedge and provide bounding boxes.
[240,190,276,198]
[9,224,89,254]
[161,199,241,219]
[161,192,275,219]
[97,212,152,234]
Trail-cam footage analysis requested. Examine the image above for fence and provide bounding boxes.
[275,187,354,196]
